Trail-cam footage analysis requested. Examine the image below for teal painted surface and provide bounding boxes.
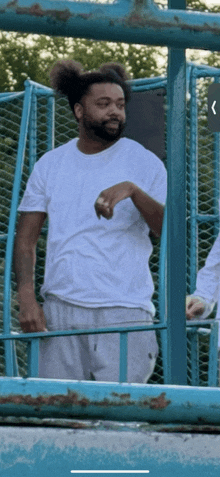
[166,46,187,384]
[119,332,128,382]
[0,426,220,477]
[208,321,219,386]
[0,379,220,424]
[0,0,220,50]
[0,92,24,102]
[28,89,37,174]
[189,67,198,293]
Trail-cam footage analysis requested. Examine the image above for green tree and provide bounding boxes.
[0,32,166,92]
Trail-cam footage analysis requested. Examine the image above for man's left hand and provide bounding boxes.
[186,296,205,320]
[94,181,134,220]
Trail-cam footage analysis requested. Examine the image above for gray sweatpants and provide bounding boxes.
[39,295,158,383]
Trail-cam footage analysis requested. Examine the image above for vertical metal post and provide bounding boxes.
[213,78,220,239]
[189,67,198,293]
[158,205,168,383]
[208,321,219,387]
[29,90,37,174]
[166,0,187,384]
[47,95,55,152]
[188,328,199,386]
[27,339,39,377]
[119,332,128,383]
[3,81,33,376]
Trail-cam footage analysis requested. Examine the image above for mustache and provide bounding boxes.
[103,119,123,125]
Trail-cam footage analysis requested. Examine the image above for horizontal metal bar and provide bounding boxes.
[0,0,220,50]
[34,89,54,97]
[192,68,220,79]
[0,320,214,341]
[0,378,220,424]
[0,92,23,97]
[129,76,167,86]
[0,323,168,341]
[26,79,53,91]
[0,92,24,103]
[194,215,220,223]
[188,62,220,74]
[186,320,216,327]
[132,81,167,91]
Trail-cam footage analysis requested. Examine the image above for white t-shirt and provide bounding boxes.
[191,230,220,345]
[18,137,167,317]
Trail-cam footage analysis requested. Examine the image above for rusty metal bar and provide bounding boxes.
[0,0,220,51]
[0,378,220,424]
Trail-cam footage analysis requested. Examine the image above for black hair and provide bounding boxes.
[49,60,131,115]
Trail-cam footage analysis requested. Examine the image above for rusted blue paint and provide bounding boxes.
[0,0,220,50]
[0,379,220,425]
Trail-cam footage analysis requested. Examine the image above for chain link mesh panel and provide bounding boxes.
[0,94,28,376]
[1,67,220,384]
[186,70,220,386]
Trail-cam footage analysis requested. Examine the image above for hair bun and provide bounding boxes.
[49,60,84,96]
[99,63,129,81]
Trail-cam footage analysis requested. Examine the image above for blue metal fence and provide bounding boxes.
[1,65,220,386]
[2,0,220,473]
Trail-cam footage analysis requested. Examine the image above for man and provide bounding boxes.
[186,230,220,384]
[14,61,167,383]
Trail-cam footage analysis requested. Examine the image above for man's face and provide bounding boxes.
[79,83,126,142]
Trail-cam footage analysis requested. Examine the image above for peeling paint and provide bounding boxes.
[0,378,220,426]
[0,391,89,407]
[124,13,220,35]
[6,0,71,21]
[0,390,171,411]
[149,392,171,410]
[0,415,220,434]
[16,4,71,21]
[111,393,131,399]
[3,0,220,37]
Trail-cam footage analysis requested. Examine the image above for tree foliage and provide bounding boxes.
[0,32,166,93]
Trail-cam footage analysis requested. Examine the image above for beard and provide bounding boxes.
[83,116,126,142]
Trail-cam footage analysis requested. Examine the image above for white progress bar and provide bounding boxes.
[70,471,150,474]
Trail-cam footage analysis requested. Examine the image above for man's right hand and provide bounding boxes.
[186,296,205,320]
[18,298,47,333]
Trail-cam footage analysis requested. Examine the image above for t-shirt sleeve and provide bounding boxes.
[193,231,220,305]
[18,159,47,213]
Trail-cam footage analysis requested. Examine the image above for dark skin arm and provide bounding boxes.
[13,211,47,333]
[94,181,164,237]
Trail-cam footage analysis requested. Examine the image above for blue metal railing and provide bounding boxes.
[1,69,220,385]
[0,0,220,50]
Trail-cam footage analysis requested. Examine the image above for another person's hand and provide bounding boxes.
[94,181,134,220]
[18,298,47,333]
[186,296,205,320]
